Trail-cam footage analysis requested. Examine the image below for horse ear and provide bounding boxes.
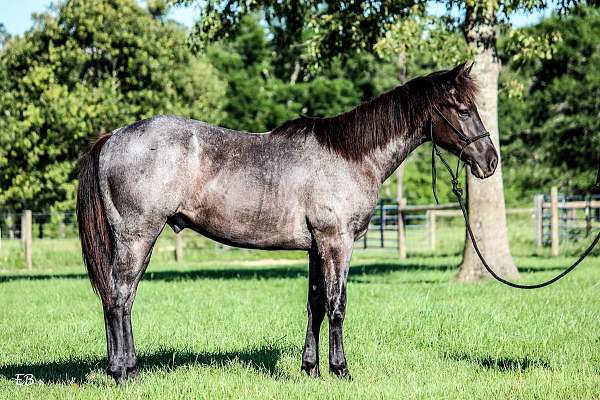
[448,62,467,81]
[464,62,474,76]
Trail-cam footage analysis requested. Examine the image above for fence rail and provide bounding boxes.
[2,188,595,267]
[361,200,534,254]
[534,187,600,256]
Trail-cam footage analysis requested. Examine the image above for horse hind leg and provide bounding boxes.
[104,222,163,383]
[301,248,326,377]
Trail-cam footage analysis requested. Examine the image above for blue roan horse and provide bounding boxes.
[77,63,498,383]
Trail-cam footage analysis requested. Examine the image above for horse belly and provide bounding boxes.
[181,179,311,250]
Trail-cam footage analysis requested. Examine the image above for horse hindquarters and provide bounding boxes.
[78,134,167,383]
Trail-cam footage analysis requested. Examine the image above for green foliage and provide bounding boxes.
[499,6,600,200]
[206,15,377,132]
[0,0,226,212]
[374,7,472,68]
[175,0,420,72]
[0,0,595,213]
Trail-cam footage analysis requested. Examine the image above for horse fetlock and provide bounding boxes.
[301,360,320,378]
[106,364,128,384]
[329,361,351,380]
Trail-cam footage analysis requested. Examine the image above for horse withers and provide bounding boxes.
[77,63,497,383]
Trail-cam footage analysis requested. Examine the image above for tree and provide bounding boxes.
[205,15,383,132]
[453,0,518,281]
[499,6,600,200]
[0,23,9,48]
[0,0,226,211]
[177,0,587,282]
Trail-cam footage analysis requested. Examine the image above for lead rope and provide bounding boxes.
[430,115,600,289]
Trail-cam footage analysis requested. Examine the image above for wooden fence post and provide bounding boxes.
[534,194,543,247]
[22,210,32,270]
[397,203,407,259]
[429,211,436,251]
[585,196,592,237]
[551,187,559,257]
[175,232,183,263]
[379,200,385,248]
[396,165,407,259]
[59,214,66,239]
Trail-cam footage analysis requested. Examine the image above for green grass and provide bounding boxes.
[0,246,599,399]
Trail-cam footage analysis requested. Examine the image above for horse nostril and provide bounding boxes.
[484,147,498,173]
[488,156,497,172]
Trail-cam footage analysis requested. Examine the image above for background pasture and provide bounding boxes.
[1,224,599,398]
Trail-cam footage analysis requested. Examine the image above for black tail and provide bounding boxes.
[77,134,114,307]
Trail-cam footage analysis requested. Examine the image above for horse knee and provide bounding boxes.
[328,308,345,323]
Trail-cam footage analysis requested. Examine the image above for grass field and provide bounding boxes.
[1,240,600,399]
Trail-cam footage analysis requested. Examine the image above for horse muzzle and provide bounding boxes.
[470,147,498,179]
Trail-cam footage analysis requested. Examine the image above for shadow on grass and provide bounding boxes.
[0,345,289,385]
[0,259,575,284]
[0,261,456,284]
[443,351,551,372]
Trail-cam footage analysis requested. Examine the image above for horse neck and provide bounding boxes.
[363,126,428,185]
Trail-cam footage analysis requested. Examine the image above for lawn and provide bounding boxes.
[0,242,599,399]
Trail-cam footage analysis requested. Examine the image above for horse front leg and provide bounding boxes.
[314,231,353,379]
[301,248,326,377]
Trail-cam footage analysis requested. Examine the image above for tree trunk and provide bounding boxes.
[456,8,519,281]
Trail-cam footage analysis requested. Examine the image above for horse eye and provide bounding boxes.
[458,110,470,118]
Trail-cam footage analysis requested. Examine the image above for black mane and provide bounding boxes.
[271,63,478,160]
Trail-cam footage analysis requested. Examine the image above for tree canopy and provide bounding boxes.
[499,6,600,199]
[0,0,226,211]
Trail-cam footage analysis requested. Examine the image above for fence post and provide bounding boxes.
[429,211,436,251]
[534,194,543,247]
[379,200,385,248]
[551,187,559,257]
[396,164,407,258]
[585,196,592,237]
[175,232,183,263]
[59,214,66,239]
[561,195,568,242]
[21,210,33,270]
[397,204,407,259]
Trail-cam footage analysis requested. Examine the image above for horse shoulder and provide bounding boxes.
[305,159,379,238]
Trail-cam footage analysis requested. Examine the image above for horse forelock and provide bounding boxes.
[270,65,479,160]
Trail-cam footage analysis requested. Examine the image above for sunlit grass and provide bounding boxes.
[0,247,599,399]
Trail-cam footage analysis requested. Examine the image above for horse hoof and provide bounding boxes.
[301,363,320,378]
[330,365,352,380]
[107,365,128,384]
[127,366,139,379]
